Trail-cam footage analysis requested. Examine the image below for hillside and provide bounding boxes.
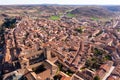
[104,6,120,12]
[69,6,115,18]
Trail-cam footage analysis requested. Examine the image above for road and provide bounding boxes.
[112,16,120,28]
[113,21,119,28]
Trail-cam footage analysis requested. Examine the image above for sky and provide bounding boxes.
[0,0,120,5]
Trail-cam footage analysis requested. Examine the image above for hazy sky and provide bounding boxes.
[0,0,120,5]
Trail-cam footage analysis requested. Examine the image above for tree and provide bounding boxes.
[74,28,83,33]
[94,76,100,80]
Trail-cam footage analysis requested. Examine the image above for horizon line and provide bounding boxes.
[0,3,120,6]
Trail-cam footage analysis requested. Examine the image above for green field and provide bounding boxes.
[91,17,99,21]
[66,13,75,18]
[50,15,60,20]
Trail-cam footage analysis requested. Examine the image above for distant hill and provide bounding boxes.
[104,6,120,12]
[69,6,115,18]
[0,5,118,19]
[38,5,74,14]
